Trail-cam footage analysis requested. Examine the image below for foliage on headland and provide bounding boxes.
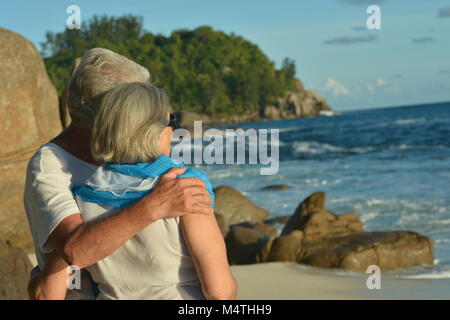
[42,15,298,117]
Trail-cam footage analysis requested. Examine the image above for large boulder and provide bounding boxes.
[0,239,33,299]
[225,225,270,265]
[261,230,304,263]
[0,28,62,251]
[214,186,269,226]
[281,192,364,240]
[299,231,434,272]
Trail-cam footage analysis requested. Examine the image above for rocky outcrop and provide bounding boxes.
[217,186,434,272]
[176,79,333,129]
[300,231,433,271]
[281,192,364,240]
[0,240,33,299]
[261,230,304,263]
[263,80,332,120]
[214,186,269,226]
[0,28,62,252]
[225,225,271,265]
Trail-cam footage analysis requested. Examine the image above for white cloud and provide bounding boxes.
[367,77,389,92]
[323,77,350,96]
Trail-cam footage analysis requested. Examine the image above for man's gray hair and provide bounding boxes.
[67,48,150,126]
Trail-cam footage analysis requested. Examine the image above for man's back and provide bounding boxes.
[24,142,98,299]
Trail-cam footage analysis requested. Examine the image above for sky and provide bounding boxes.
[1,0,449,111]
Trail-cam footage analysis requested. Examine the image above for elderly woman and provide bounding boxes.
[35,82,237,300]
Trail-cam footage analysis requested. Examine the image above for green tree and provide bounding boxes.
[42,15,297,117]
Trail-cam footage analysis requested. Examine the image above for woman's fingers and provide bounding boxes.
[160,167,187,180]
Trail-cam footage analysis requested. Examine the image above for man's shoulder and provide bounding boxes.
[27,143,69,174]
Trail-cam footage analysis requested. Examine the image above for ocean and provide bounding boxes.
[187,101,450,278]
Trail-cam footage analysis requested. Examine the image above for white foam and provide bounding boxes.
[292,141,373,155]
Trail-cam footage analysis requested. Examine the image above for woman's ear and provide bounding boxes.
[158,127,172,156]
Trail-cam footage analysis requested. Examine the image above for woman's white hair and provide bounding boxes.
[92,82,170,164]
[68,48,150,126]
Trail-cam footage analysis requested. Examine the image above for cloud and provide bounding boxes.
[323,34,376,45]
[367,77,387,92]
[411,37,435,44]
[367,77,399,93]
[438,7,450,18]
[323,78,350,96]
[339,0,384,5]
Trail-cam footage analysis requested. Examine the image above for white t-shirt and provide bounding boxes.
[24,142,99,300]
[75,167,204,300]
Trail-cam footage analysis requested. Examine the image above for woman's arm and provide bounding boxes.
[28,251,69,300]
[181,209,237,300]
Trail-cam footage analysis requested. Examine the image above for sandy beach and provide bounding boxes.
[231,262,450,300]
[28,254,449,299]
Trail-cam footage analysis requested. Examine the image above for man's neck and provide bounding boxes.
[51,124,100,166]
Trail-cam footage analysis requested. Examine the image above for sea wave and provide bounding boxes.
[292,141,373,155]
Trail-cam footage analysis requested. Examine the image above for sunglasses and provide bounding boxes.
[167,113,179,130]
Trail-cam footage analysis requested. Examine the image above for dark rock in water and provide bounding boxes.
[225,226,270,265]
[281,192,364,239]
[214,212,229,238]
[214,186,269,226]
[0,28,62,252]
[260,184,292,191]
[299,231,434,271]
[262,231,304,263]
[0,240,32,299]
[264,215,291,225]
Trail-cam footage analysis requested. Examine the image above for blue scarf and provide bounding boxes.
[73,155,214,209]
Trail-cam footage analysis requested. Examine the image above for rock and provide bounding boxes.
[233,221,278,239]
[281,192,364,239]
[263,230,304,263]
[264,215,291,225]
[263,105,280,120]
[214,212,229,237]
[252,222,278,238]
[260,184,292,191]
[269,80,332,120]
[225,225,269,265]
[299,231,434,272]
[214,186,269,225]
[0,239,33,299]
[0,28,62,252]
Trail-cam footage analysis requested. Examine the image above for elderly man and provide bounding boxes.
[24,48,212,299]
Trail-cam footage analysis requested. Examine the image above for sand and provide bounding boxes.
[231,262,450,300]
[27,254,449,299]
